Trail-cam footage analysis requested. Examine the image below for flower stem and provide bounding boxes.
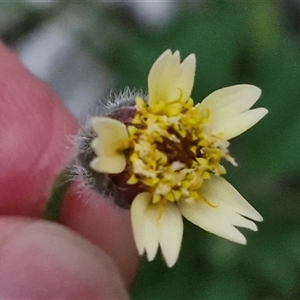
[43,166,72,221]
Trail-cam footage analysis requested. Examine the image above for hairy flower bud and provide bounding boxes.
[73,88,146,208]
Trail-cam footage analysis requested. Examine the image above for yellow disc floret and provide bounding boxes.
[125,96,236,205]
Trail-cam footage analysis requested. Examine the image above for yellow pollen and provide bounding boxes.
[125,97,235,205]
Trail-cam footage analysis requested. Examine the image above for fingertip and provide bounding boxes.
[0,42,78,216]
[60,183,140,288]
[0,217,128,299]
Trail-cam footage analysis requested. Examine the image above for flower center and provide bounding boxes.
[122,97,235,205]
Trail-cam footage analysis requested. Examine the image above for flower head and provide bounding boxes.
[89,50,268,267]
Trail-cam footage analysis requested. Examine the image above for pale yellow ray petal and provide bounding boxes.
[230,212,258,231]
[148,50,180,105]
[178,197,247,245]
[200,85,262,122]
[158,202,183,267]
[131,192,160,261]
[212,107,268,140]
[173,54,196,102]
[173,50,180,62]
[130,192,151,255]
[148,50,172,102]
[202,176,263,222]
[131,193,183,265]
[147,50,196,106]
[144,204,160,261]
[166,51,183,102]
[178,176,262,245]
[90,117,128,174]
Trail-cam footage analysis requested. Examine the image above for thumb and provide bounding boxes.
[0,43,78,216]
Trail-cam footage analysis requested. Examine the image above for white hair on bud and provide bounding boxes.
[96,87,146,116]
[69,88,145,209]
[69,158,120,203]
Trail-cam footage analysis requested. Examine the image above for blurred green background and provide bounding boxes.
[2,1,300,299]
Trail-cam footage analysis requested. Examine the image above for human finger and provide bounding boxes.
[0,217,128,299]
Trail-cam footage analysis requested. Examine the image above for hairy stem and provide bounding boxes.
[43,165,72,221]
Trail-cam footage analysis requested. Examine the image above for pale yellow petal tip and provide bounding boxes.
[165,255,178,268]
[226,229,248,245]
[241,204,264,223]
[131,192,153,258]
[159,203,183,267]
[251,85,262,99]
[251,223,258,232]
[89,154,126,174]
[245,106,269,130]
[90,116,106,133]
[151,49,181,69]
[260,107,269,117]
[240,237,247,246]
[236,84,262,99]
[146,248,158,262]
[138,248,145,256]
[90,116,100,128]
[90,137,99,150]
[89,116,128,174]
[154,49,173,64]
[89,157,99,171]
[255,212,264,223]
[90,116,127,135]
[219,230,247,245]
[184,53,196,67]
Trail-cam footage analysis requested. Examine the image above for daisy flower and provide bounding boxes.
[89,50,268,267]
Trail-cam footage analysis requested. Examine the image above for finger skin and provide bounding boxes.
[0,43,78,216]
[61,184,140,288]
[0,217,128,299]
[0,42,139,287]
